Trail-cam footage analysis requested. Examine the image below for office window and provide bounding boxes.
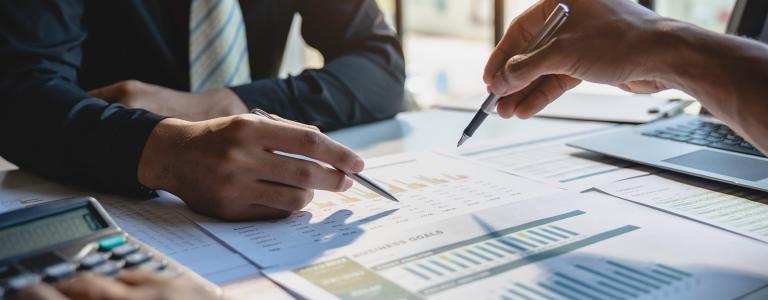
[655,0,736,33]
[377,0,496,107]
[285,1,738,108]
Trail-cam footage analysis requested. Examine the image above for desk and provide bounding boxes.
[0,109,649,299]
[329,109,611,158]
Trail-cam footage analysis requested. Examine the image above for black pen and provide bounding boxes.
[458,3,570,147]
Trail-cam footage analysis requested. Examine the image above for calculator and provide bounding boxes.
[0,197,220,299]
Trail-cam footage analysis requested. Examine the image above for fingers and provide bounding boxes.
[249,118,364,173]
[247,182,315,213]
[259,153,352,191]
[269,114,321,132]
[497,75,581,119]
[489,40,567,96]
[117,269,166,286]
[15,284,69,300]
[484,0,563,84]
[56,272,130,300]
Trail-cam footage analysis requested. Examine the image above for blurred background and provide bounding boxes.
[281,0,736,109]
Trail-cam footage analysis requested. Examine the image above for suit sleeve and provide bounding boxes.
[230,0,405,131]
[0,0,166,197]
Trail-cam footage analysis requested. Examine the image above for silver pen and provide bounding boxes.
[250,109,400,202]
[457,3,570,147]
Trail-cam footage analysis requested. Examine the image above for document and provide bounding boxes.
[454,134,651,190]
[0,179,260,284]
[438,92,688,123]
[181,152,560,268]
[266,192,768,300]
[596,174,768,243]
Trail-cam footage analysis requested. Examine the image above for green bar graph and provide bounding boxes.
[485,241,516,254]
[529,230,559,242]
[418,225,640,296]
[372,210,586,271]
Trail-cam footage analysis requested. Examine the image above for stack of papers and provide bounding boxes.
[3,128,768,300]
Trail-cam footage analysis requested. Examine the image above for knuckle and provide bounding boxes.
[294,165,316,183]
[119,80,143,94]
[301,130,323,153]
[285,190,312,211]
[226,116,256,140]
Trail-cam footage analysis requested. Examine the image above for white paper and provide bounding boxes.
[182,152,560,268]
[596,174,768,243]
[438,92,678,123]
[455,133,651,190]
[0,181,260,284]
[266,192,768,300]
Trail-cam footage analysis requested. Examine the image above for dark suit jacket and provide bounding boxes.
[0,0,405,196]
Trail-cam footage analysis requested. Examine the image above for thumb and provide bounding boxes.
[489,39,566,96]
[88,84,123,102]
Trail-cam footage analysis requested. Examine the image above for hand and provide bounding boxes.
[89,80,248,121]
[14,270,220,300]
[138,114,364,220]
[484,0,670,119]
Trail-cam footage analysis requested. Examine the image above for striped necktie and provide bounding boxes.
[189,0,251,93]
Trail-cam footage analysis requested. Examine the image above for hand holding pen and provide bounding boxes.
[251,109,399,202]
[458,3,570,147]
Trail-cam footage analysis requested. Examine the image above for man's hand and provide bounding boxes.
[484,0,670,119]
[138,114,363,220]
[15,270,220,300]
[89,80,248,121]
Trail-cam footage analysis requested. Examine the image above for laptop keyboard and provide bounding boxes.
[642,119,765,157]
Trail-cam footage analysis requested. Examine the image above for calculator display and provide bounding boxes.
[0,207,104,260]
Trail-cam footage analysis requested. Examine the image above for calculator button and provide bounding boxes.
[136,259,167,272]
[91,261,122,277]
[6,273,41,291]
[110,243,139,259]
[98,235,127,251]
[79,253,110,269]
[124,252,152,267]
[43,263,77,282]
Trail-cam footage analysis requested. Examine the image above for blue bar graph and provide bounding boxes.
[498,260,695,300]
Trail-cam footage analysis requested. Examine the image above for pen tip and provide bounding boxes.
[457,135,469,147]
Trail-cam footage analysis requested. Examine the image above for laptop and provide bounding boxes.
[568,0,768,192]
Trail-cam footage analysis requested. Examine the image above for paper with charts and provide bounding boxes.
[454,135,650,190]
[0,180,259,284]
[265,192,768,300]
[596,173,768,243]
[181,152,560,267]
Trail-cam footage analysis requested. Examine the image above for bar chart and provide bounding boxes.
[267,192,768,300]
[367,210,651,297]
[308,172,473,208]
[498,260,695,300]
[192,153,558,267]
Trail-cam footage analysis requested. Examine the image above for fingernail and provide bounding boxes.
[352,158,365,173]
[491,76,510,95]
[342,178,354,190]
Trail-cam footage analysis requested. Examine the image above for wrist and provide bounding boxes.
[638,18,701,90]
[137,118,192,190]
[202,88,248,118]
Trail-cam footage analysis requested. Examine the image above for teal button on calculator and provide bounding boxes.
[0,197,220,299]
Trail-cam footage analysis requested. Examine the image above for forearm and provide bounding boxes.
[0,79,165,196]
[232,52,404,131]
[655,20,768,153]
